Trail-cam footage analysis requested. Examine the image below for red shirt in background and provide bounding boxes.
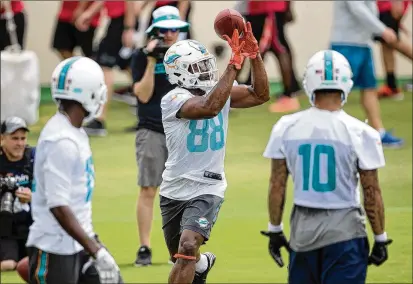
[247,0,288,15]
[155,1,177,7]
[104,1,125,19]
[58,1,100,27]
[0,0,24,15]
[377,0,411,14]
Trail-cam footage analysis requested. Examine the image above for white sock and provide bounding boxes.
[379,128,386,138]
[195,254,208,273]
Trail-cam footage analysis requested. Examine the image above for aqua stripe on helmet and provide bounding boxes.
[57,57,81,91]
[324,51,334,81]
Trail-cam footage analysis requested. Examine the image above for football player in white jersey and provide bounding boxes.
[261,50,392,284]
[26,57,122,284]
[160,23,269,284]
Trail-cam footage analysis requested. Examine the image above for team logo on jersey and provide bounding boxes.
[197,217,209,229]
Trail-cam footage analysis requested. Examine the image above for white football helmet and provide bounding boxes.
[303,50,354,106]
[164,40,218,92]
[51,56,107,123]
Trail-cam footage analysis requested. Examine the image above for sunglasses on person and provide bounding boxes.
[159,28,179,34]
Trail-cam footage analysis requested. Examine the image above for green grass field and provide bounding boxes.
[2,91,412,284]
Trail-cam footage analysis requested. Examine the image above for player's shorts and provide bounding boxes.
[27,246,124,284]
[374,11,400,42]
[288,237,369,284]
[0,238,27,262]
[244,12,286,55]
[331,44,376,89]
[52,20,96,57]
[135,128,167,187]
[94,15,130,70]
[0,12,25,51]
[160,194,224,251]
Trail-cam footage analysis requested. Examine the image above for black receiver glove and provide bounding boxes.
[260,231,291,267]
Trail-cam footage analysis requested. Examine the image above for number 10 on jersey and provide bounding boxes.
[187,113,225,152]
[298,144,336,192]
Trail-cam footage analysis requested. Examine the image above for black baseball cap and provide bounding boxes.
[1,117,30,134]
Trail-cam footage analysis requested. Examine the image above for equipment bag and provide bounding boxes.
[1,1,40,125]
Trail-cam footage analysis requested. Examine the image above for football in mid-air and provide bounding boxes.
[214,8,245,40]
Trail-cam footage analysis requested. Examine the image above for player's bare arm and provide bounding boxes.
[230,22,270,108]
[268,159,289,225]
[261,158,290,267]
[230,53,270,108]
[358,168,385,235]
[51,207,101,255]
[177,29,244,120]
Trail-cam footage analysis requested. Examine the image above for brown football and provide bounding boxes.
[214,8,245,40]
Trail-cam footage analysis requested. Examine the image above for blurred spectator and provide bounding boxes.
[0,0,26,51]
[375,0,412,99]
[131,5,189,267]
[236,0,301,113]
[148,1,192,40]
[52,1,101,60]
[75,0,136,136]
[0,117,34,272]
[330,1,403,148]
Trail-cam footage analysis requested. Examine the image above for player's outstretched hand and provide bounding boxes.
[223,29,245,70]
[83,247,120,283]
[368,239,393,266]
[260,231,291,267]
[240,22,259,59]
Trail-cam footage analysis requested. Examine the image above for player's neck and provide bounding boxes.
[314,100,341,112]
[60,110,83,128]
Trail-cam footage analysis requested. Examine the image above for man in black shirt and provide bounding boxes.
[131,5,189,267]
[0,117,34,271]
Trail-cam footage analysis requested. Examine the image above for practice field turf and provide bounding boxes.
[2,91,412,284]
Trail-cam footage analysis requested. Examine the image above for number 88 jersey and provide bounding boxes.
[263,107,385,210]
[161,87,231,185]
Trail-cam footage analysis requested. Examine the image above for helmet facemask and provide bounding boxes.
[82,84,107,124]
[185,56,219,91]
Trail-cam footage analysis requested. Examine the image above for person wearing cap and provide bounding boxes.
[0,116,34,272]
[131,5,189,267]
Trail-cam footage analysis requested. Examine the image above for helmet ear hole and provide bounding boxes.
[91,93,95,100]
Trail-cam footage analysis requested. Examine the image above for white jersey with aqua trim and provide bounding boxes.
[263,107,385,209]
[26,112,96,255]
[160,87,231,200]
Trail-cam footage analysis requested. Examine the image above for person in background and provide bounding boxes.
[236,0,301,113]
[75,0,136,137]
[52,0,101,60]
[131,5,189,267]
[148,1,192,40]
[330,1,404,148]
[0,0,26,51]
[0,117,34,272]
[375,0,412,100]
